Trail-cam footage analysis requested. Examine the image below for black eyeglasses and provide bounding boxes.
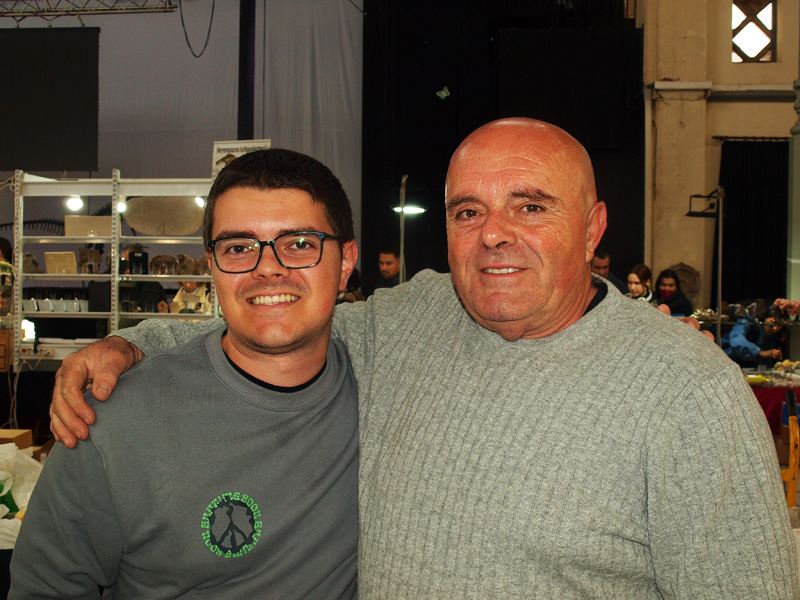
[209,231,341,273]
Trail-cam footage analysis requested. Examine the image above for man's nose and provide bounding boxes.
[480,211,517,248]
[253,244,288,276]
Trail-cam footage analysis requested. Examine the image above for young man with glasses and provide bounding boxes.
[9,150,359,599]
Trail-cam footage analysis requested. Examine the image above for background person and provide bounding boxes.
[371,244,400,293]
[722,312,785,368]
[590,249,626,293]
[0,237,12,315]
[337,268,365,304]
[0,236,12,263]
[653,268,693,317]
[626,263,653,302]
[169,280,211,314]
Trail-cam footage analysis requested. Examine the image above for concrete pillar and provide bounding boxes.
[646,0,713,302]
[788,51,800,357]
[651,91,713,286]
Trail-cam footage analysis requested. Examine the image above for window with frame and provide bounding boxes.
[732,0,776,62]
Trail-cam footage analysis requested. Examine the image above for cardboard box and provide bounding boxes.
[0,429,32,450]
[64,215,114,237]
[44,251,77,274]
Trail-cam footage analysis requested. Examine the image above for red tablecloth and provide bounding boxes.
[751,387,800,435]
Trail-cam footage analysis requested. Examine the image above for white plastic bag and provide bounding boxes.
[0,442,43,549]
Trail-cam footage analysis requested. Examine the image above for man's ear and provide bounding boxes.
[585,201,607,263]
[339,240,358,290]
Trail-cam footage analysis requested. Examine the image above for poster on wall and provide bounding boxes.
[211,139,272,178]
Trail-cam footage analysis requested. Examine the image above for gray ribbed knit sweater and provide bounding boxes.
[115,270,799,598]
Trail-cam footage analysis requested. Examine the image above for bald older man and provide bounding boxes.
[50,119,798,598]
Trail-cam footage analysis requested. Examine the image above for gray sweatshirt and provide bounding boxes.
[10,328,358,599]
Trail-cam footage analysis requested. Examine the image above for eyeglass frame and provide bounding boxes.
[208,231,342,273]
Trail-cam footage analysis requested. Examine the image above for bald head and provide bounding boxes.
[444,117,607,340]
[446,118,597,212]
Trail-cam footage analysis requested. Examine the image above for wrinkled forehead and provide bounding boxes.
[445,123,596,207]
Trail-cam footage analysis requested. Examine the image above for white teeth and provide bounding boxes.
[484,268,521,274]
[250,294,299,305]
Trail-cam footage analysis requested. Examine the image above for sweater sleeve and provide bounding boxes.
[111,317,226,355]
[331,271,449,398]
[9,440,123,599]
[646,364,799,598]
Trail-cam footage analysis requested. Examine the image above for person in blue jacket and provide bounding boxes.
[722,313,785,368]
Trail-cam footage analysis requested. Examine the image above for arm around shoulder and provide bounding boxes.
[112,316,226,355]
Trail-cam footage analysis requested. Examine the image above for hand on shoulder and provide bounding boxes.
[50,336,143,447]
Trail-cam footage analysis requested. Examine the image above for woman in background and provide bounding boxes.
[0,237,12,315]
[626,264,654,303]
[0,237,12,264]
[653,269,693,316]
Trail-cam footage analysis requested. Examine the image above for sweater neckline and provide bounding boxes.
[203,328,342,411]
[471,277,623,349]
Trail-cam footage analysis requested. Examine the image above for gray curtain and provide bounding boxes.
[257,0,363,249]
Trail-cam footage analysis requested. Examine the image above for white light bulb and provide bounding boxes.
[66,196,84,211]
[393,205,426,215]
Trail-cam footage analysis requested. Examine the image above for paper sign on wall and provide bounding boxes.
[211,139,272,179]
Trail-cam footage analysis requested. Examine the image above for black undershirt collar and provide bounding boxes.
[223,350,326,393]
[584,280,607,315]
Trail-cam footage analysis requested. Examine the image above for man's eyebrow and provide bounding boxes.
[445,195,479,212]
[509,187,557,203]
[212,226,324,239]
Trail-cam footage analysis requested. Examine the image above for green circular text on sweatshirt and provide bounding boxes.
[200,491,263,558]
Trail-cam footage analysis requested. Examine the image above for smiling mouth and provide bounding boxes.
[483,268,522,274]
[250,294,299,306]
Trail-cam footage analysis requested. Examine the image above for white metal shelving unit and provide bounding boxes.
[12,169,217,369]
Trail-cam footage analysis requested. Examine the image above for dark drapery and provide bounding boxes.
[715,140,788,304]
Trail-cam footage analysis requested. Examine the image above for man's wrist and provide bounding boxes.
[106,335,144,366]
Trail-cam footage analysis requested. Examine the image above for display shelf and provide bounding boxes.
[21,273,113,281]
[119,274,211,283]
[15,176,114,197]
[119,311,217,320]
[120,236,204,245]
[19,312,112,319]
[117,178,211,197]
[22,236,113,244]
[12,169,217,369]
[695,318,800,330]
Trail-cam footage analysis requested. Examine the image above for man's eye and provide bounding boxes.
[456,209,478,220]
[522,204,543,213]
[287,238,319,252]
[226,244,251,255]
